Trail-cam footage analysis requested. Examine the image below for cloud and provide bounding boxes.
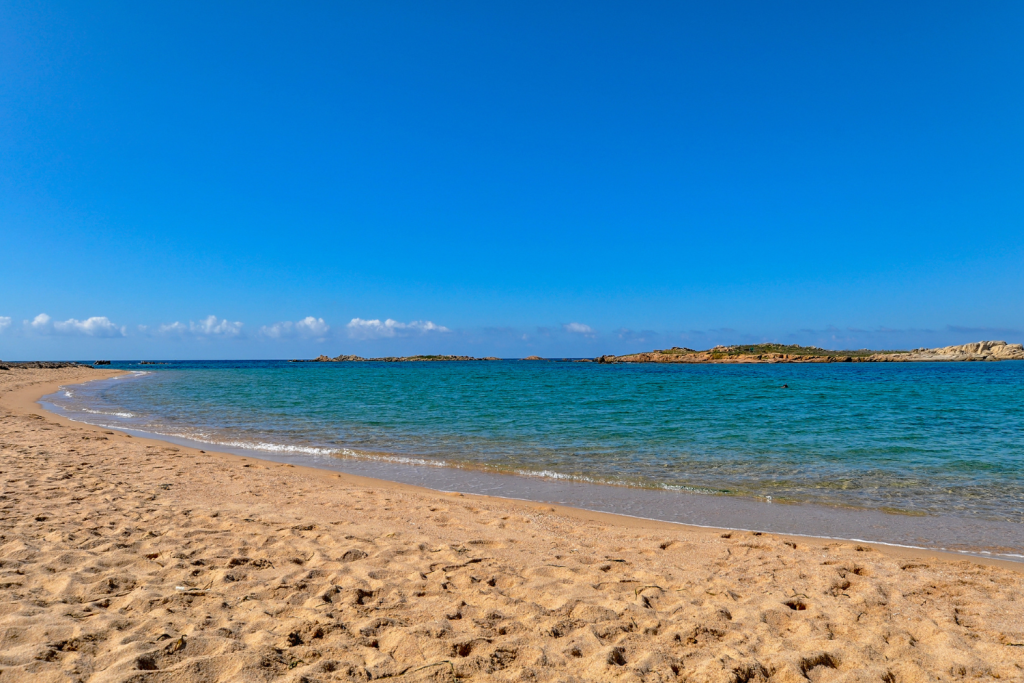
[346,318,450,340]
[157,322,189,335]
[54,317,126,337]
[192,315,243,336]
[158,315,243,338]
[24,313,126,337]
[0,316,10,334]
[563,322,596,337]
[260,316,330,339]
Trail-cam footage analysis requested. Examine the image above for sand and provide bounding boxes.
[0,367,1021,682]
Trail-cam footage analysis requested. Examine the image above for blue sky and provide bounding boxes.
[1,1,1022,359]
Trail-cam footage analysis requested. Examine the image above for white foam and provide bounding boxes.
[660,483,724,495]
[217,440,349,457]
[78,407,136,418]
[359,453,449,468]
[38,370,1024,564]
[512,469,602,484]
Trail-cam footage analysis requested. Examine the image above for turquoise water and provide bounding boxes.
[47,360,1024,533]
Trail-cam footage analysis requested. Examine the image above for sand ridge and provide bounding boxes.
[0,368,1022,682]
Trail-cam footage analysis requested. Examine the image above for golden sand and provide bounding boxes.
[0,367,1021,682]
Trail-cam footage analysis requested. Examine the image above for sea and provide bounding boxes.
[42,359,1024,560]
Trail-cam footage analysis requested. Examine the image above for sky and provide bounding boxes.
[1,1,1022,360]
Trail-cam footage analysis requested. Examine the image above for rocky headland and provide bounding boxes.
[587,340,1024,364]
[896,341,1024,361]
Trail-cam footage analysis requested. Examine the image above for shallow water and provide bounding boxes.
[44,360,1024,557]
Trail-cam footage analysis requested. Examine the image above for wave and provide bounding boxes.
[36,366,1024,562]
[45,386,789,495]
[143,432,453,468]
[78,407,136,418]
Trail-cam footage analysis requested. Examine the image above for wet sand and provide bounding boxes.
[1,367,1022,682]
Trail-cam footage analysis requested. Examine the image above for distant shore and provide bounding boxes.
[291,339,1024,364]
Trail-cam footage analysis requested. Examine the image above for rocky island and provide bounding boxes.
[588,340,1024,364]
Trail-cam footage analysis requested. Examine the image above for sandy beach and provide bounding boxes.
[1,367,1022,682]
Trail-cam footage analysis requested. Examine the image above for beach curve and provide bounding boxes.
[1,366,1022,681]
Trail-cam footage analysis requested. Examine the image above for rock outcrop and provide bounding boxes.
[291,342,1024,365]
[591,341,1024,365]
[0,362,92,371]
[872,341,1024,362]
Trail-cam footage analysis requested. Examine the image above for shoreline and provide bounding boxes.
[2,366,1023,680]
[24,369,1024,570]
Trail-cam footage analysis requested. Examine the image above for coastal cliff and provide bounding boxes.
[591,340,1024,364]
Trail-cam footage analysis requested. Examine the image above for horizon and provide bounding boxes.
[5,339,1010,364]
[3,2,1023,360]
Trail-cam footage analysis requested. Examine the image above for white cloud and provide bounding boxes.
[346,318,450,340]
[158,315,243,338]
[260,316,330,339]
[54,317,126,337]
[0,316,10,333]
[157,321,189,335]
[296,316,329,336]
[563,322,596,337]
[192,315,243,336]
[25,313,125,337]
